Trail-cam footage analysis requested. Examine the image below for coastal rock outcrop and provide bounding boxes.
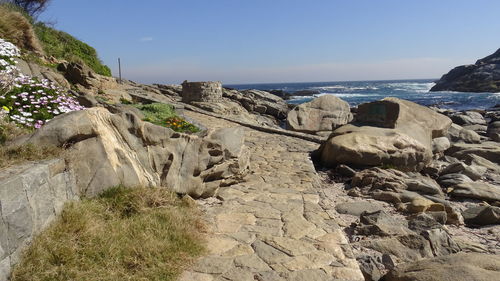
[223,88,289,120]
[430,48,500,92]
[24,108,249,198]
[319,98,452,171]
[0,160,78,281]
[286,95,353,134]
[381,253,500,281]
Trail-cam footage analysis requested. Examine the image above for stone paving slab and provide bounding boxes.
[179,111,364,281]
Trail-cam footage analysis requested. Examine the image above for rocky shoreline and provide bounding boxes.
[1,49,500,280]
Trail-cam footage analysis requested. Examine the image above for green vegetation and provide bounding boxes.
[11,186,206,281]
[0,143,62,168]
[34,22,111,76]
[133,103,200,133]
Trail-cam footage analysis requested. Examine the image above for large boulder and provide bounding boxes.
[451,111,487,126]
[382,253,500,281]
[447,124,481,144]
[57,62,119,94]
[319,98,452,171]
[446,142,500,164]
[223,88,289,120]
[286,95,353,134]
[449,182,500,202]
[463,206,500,226]
[320,125,432,172]
[356,97,452,139]
[25,108,249,198]
[431,48,500,92]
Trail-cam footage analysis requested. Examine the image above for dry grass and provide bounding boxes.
[0,143,62,168]
[0,119,29,144]
[0,4,43,53]
[11,186,206,281]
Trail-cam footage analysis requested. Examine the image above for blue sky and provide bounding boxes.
[40,0,500,84]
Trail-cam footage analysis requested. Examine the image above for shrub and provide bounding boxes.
[133,103,200,133]
[34,22,111,76]
[11,186,206,281]
[134,102,177,125]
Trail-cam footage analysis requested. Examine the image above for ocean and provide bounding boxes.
[226,79,500,111]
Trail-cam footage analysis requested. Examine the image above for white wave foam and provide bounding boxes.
[312,85,379,91]
[312,86,347,90]
[314,93,373,98]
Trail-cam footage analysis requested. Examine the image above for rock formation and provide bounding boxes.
[319,97,452,171]
[431,48,500,92]
[286,95,353,134]
[25,107,249,198]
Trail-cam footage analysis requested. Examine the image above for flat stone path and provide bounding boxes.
[179,111,364,281]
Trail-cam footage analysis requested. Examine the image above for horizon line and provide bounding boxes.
[222,78,438,86]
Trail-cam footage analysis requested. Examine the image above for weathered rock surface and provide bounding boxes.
[463,205,500,226]
[57,62,118,94]
[450,111,487,126]
[319,98,451,171]
[320,125,432,172]
[0,160,78,281]
[356,98,452,139]
[449,182,500,202]
[431,48,500,92]
[223,88,289,120]
[286,95,353,134]
[431,137,450,154]
[447,142,500,164]
[16,59,70,89]
[382,253,500,281]
[447,123,481,143]
[24,108,249,198]
[179,110,365,281]
[487,121,500,141]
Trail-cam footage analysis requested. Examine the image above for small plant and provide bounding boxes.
[165,116,200,133]
[133,103,200,133]
[119,97,132,104]
[0,38,84,129]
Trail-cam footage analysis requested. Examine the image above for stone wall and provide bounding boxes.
[181,81,222,103]
[0,159,78,281]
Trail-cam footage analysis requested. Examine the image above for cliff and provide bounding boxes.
[431,48,500,92]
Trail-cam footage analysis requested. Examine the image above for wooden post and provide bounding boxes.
[118,58,122,84]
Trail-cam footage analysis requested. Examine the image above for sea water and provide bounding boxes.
[227,79,500,111]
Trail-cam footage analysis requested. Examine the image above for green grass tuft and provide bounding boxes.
[133,103,177,126]
[34,22,111,76]
[11,186,206,281]
[133,103,200,133]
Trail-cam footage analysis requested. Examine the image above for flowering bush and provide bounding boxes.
[0,38,84,129]
[165,116,200,133]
